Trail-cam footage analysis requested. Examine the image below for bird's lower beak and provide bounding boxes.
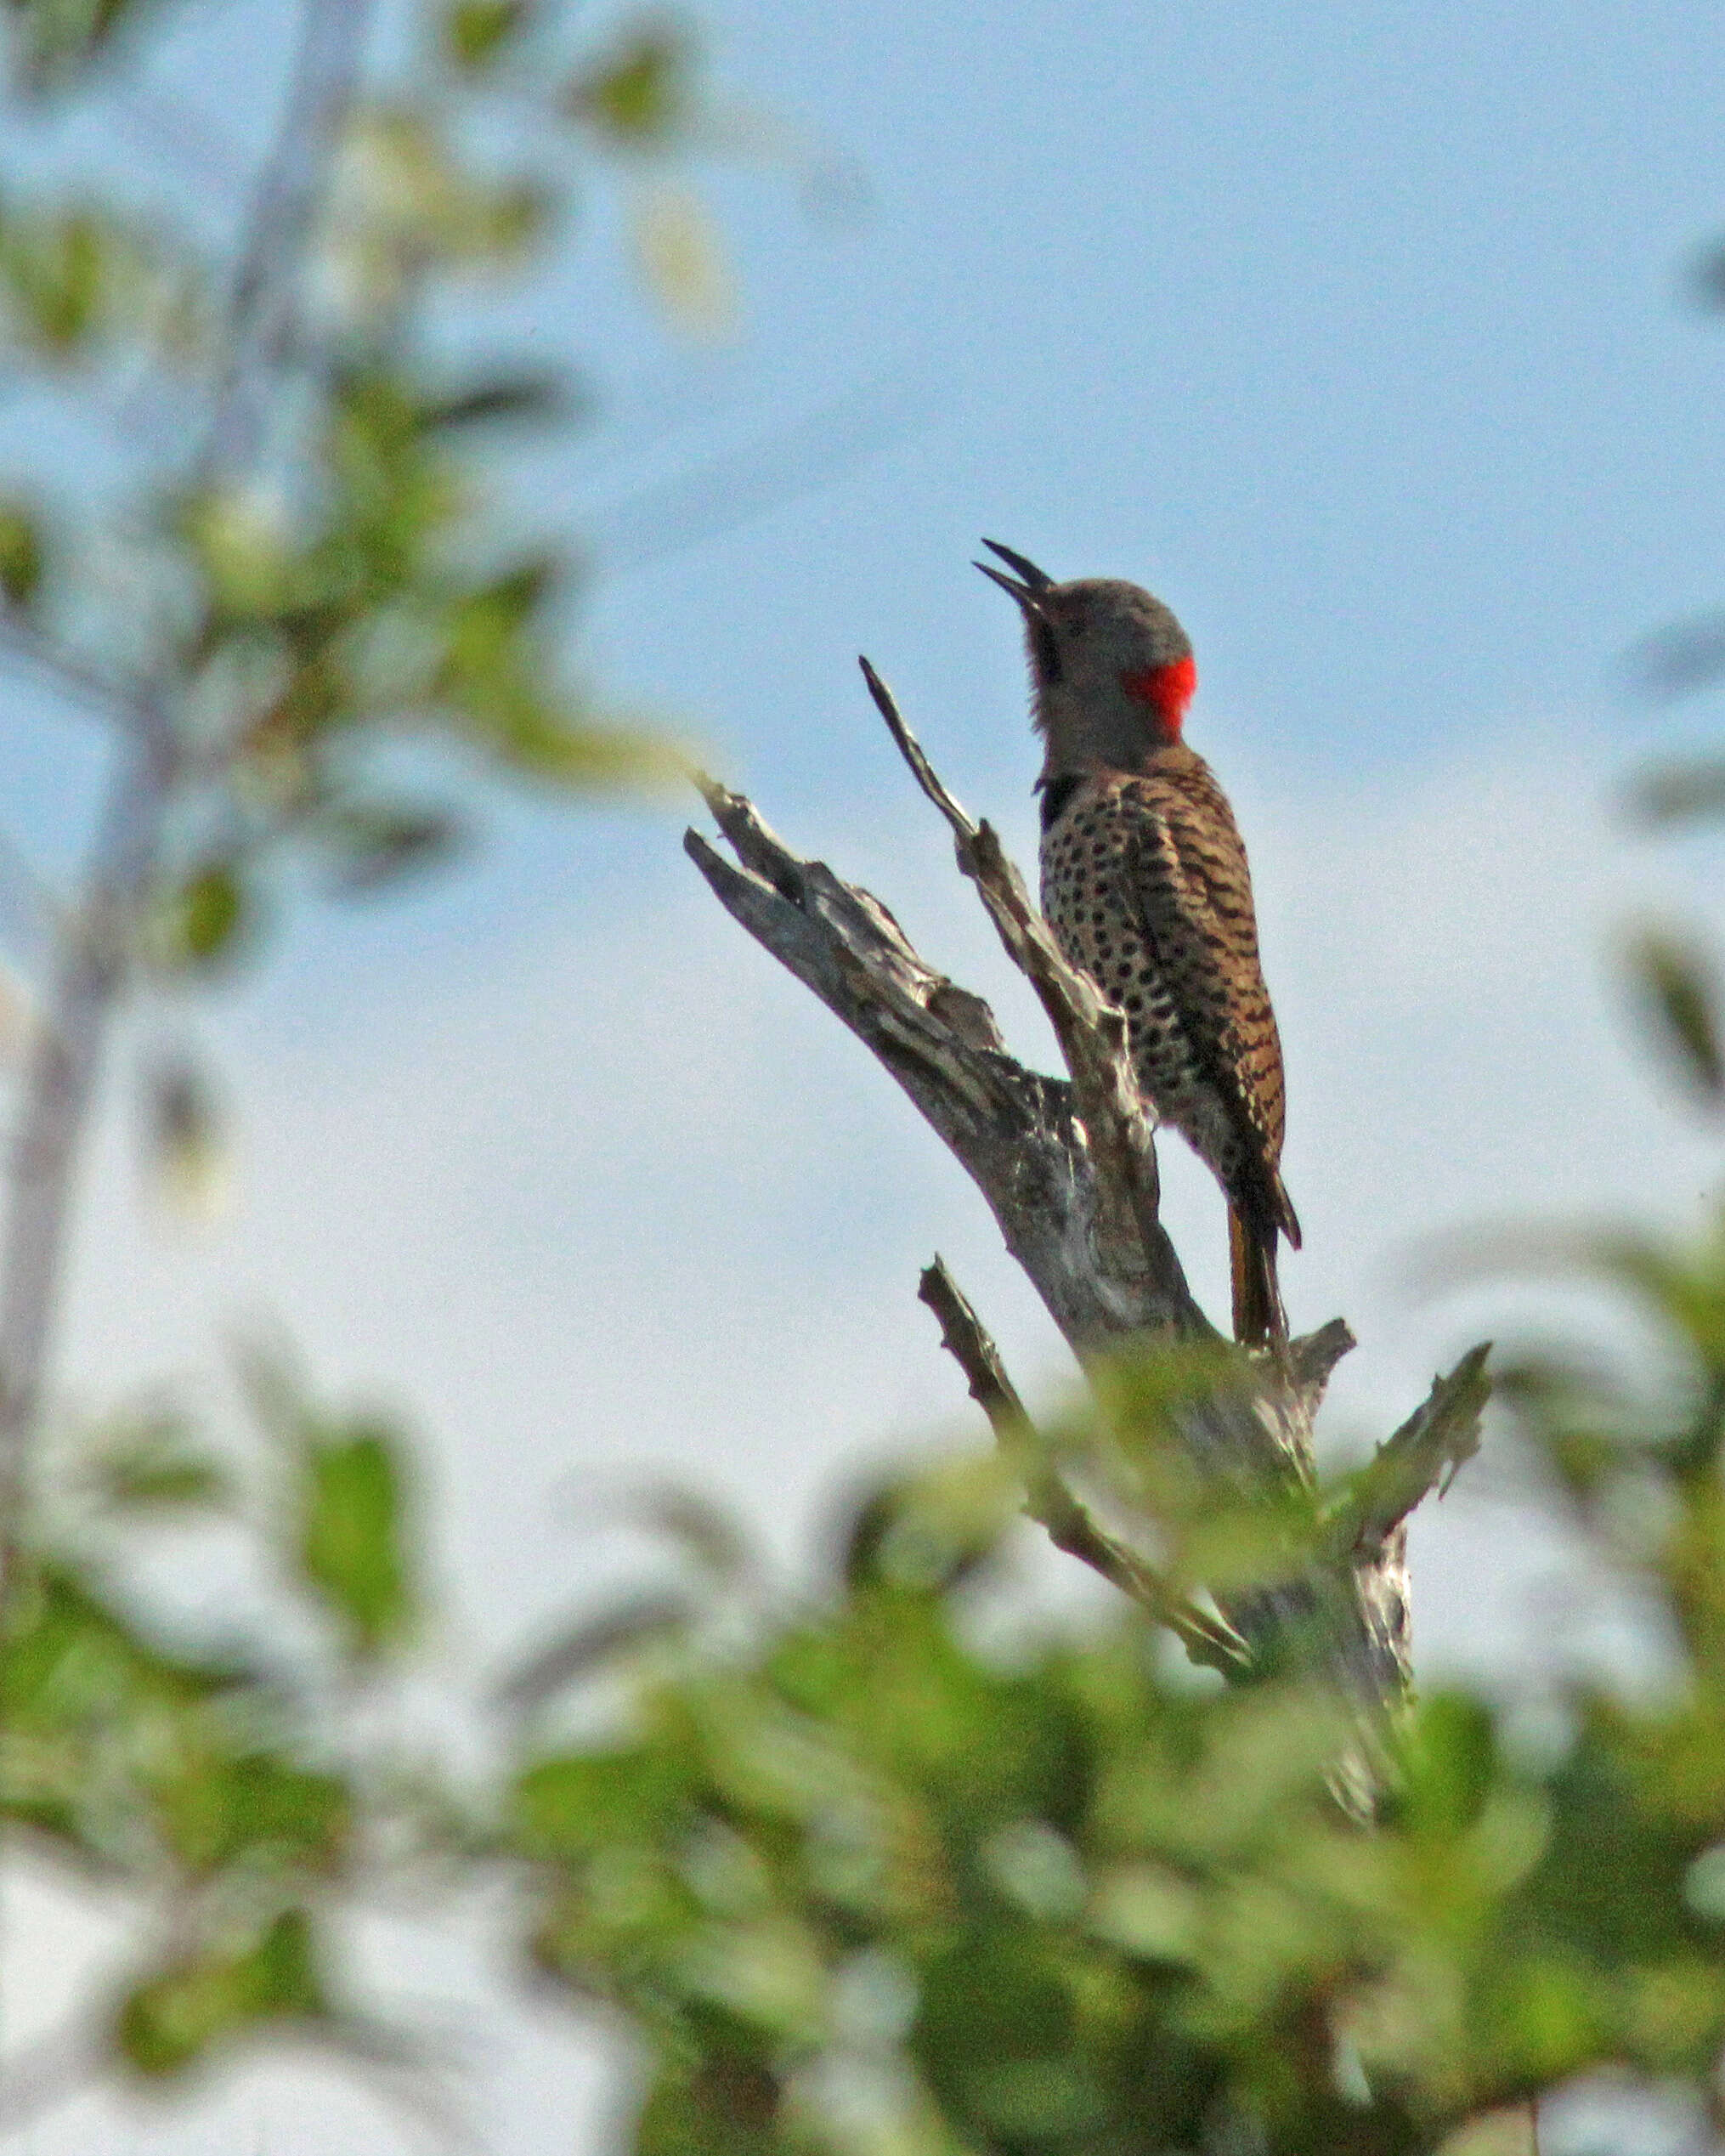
[975,537,1053,611]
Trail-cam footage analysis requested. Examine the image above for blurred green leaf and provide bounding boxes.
[293,1420,417,1660]
[1626,926,1725,1104]
[512,1743,696,1859]
[0,195,104,351]
[567,20,699,146]
[116,1909,326,2076]
[495,1591,693,1712]
[1395,1694,1500,1839]
[0,187,198,362]
[326,110,550,312]
[443,0,533,71]
[841,1451,1019,1593]
[0,496,42,605]
[156,1749,349,1879]
[634,2057,781,2156]
[2,0,166,88]
[152,862,249,972]
[80,1407,231,1514]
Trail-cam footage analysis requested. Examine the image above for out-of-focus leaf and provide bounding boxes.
[1631,759,1725,827]
[116,1909,326,2076]
[466,702,690,790]
[293,1420,417,1660]
[80,1406,232,1514]
[495,1591,693,1712]
[325,110,549,323]
[1626,926,1725,1105]
[181,485,298,620]
[566,20,698,146]
[512,1743,696,1858]
[1088,1859,1202,1962]
[1630,613,1725,700]
[2,0,169,90]
[633,184,735,340]
[443,0,532,71]
[0,497,43,605]
[1394,1692,1500,1838]
[0,188,199,362]
[428,561,688,789]
[416,370,575,433]
[156,1749,350,1879]
[0,1561,235,1858]
[0,196,105,351]
[150,861,249,971]
[634,2057,781,2156]
[624,1485,755,1587]
[314,801,462,893]
[143,1056,229,1219]
[840,1451,1019,1593]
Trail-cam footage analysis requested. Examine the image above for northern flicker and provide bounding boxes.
[976,540,1300,1346]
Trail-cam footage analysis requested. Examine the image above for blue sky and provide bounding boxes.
[8,1,1725,2149]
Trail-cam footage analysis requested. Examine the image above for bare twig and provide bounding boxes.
[200,0,380,483]
[0,617,154,733]
[0,724,178,1532]
[917,1257,1250,1676]
[916,1255,1032,1440]
[1322,1344,1494,1559]
[860,657,1190,1314]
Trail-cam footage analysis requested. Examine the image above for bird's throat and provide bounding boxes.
[1120,654,1196,740]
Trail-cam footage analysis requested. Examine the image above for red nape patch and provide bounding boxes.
[1121,654,1197,736]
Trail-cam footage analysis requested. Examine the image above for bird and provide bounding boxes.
[976,539,1300,1347]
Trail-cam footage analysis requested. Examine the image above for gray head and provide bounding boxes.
[976,540,1196,778]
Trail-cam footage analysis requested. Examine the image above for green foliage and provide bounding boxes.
[117,1908,328,2075]
[0,1364,461,2086]
[0,494,42,605]
[2,0,168,91]
[76,1406,233,1514]
[567,17,702,147]
[495,1295,1725,2153]
[291,1418,418,1661]
[0,0,748,1055]
[444,0,535,73]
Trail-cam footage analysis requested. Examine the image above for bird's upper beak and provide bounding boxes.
[974,537,1053,612]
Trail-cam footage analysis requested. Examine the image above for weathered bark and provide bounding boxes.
[686,659,1488,1777]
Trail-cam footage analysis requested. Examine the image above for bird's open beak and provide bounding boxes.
[974,537,1053,611]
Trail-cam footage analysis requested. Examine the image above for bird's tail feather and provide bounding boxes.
[1229,1204,1286,1349]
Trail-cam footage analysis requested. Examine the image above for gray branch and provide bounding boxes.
[687,663,1492,1762]
[917,1256,1250,1678]
[0,0,382,1551]
[200,0,381,482]
[1321,1344,1493,1560]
